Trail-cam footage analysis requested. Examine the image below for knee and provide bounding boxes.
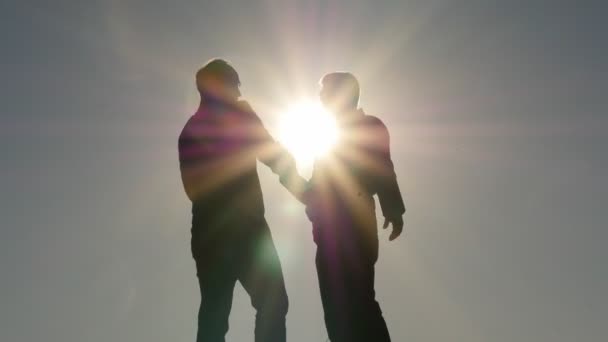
[257,292,289,319]
[352,298,383,317]
[273,292,290,318]
[198,296,232,324]
[277,293,289,317]
[198,304,230,338]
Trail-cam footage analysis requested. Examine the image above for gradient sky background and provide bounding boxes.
[1,1,607,341]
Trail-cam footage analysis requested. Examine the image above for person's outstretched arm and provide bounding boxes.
[237,100,311,204]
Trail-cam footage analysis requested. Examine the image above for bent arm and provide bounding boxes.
[373,121,406,219]
[240,101,310,204]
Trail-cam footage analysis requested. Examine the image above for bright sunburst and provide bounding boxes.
[278,100,338,166]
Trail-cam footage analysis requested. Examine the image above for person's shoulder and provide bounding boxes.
[235,100,254,113]
[234,100,263,123]
[362,113,388,131]
[179,113,204,140]
[359,113,392,145]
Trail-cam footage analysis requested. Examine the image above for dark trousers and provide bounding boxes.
[192,217,288,342]
[313,213,391,342]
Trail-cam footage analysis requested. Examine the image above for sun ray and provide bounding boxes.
[277,100,339,168]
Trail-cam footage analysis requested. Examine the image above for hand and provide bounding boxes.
[383,215,404,241]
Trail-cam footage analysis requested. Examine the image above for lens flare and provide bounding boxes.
[278,100,338,166]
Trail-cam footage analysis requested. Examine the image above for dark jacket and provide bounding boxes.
[308,109,405,226]
[178,101,302,225]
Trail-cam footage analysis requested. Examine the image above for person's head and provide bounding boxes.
[319,72,360,115]
[196,58,241,104]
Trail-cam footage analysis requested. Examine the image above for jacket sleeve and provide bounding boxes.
[370,118,406,219]
[239,101,310,204]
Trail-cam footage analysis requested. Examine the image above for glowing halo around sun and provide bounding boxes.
[278,100,339,166]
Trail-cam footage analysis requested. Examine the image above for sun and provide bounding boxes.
[278,100,339,166]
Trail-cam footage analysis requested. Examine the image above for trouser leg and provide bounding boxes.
[315,247,349,342]
[239,221,289,342]
[345,260,391,342]
[315,225,391,342]
[192,217,240,342]
[194,258,237,342]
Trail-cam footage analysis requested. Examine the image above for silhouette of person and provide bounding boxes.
[178,59,307,342]
[305,72,406,342]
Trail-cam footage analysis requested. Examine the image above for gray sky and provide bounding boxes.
[1,0,607,341]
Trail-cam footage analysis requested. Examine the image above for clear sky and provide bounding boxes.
[1,1,607,341]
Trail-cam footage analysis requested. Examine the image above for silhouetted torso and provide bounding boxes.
[309,109,405,234]
[179,103,273,224]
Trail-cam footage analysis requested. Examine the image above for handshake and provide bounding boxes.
[184,60,406,341]
[277,150,404,241]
